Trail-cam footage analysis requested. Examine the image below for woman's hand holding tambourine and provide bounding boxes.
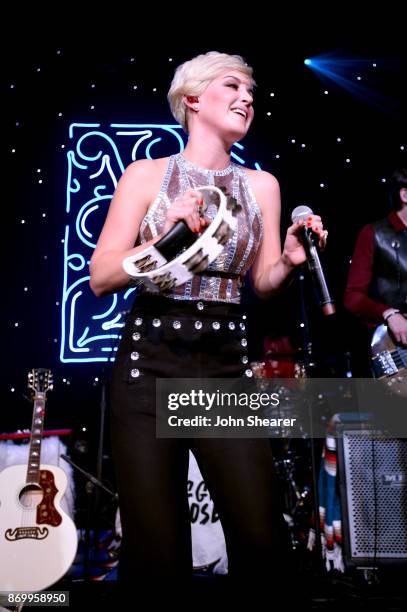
[122,185,239,291]
[163,189,209,235]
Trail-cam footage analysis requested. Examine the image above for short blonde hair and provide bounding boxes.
[168,51,254,133]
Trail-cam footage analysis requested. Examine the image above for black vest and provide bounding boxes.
[370,217,407,313]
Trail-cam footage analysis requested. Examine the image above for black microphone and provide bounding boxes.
[291,205,336,315]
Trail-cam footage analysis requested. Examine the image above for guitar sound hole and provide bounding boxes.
[19,484,43,509]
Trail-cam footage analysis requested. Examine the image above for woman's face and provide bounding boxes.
[196,69,254,140]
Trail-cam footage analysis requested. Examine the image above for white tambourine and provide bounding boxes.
[122,185,240,292]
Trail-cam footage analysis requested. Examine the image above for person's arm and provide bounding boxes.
[249,171,324,299]
[343,224,391,325]
[89,160,162,297]
[90,160,205,297]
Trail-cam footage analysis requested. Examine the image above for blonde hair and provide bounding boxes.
[168,51,254,133]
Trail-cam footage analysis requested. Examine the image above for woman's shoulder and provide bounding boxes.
[123,156,171,180]
[121,157,172,200]
[241,168,280,213]
[242,166,280,191]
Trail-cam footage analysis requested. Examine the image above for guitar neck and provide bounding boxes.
[26,393,46,484]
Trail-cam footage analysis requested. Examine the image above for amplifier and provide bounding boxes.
[337,425,407,567]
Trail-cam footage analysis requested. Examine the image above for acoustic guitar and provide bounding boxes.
[0,369,78,592]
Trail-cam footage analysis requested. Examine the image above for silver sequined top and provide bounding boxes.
[138,153,263,303]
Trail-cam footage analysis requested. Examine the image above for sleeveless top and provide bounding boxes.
[138,153,263,304]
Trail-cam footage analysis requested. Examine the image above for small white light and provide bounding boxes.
[57,50,61,55]
[44,255,48,260]
[324,90,328,95]
[345,158,351,163]
[168,57,173,62]
[94,377,99,382]
[38,179,43,184]
[21,219,25,224]
[56,301,59,306]
[270,92,275,97]
[11,387,15,392]
[42,213,46,217]
[291,139,296,144]
[37,168,41,173]
[133,85,137,90]
[14,322,19,327]
[63,378,66,382]
[400,145,405,151]
[61,239,64,243]
[349,259,352,264]
[11,148,16,153]
[356,76,361,81]
[266,112,271,116]
[320,183,325,188]
[82,427,87,432]
[36,67,41,72]
[275,154,280,159]
[61,144,65,149]
[24,287,28,291]
[152,87,157,92]
[90,105,95,110]
[372,63,377,67]
[337,137,342,142]
[54,338,58,343]
[10,84,15,89]
[301,143,306,148]
[91,83,96,88]
[130,57,135,62]
[58,112,63,117]
[381,178,386,183]
[300,323,305,328]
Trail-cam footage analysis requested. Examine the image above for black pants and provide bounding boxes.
[110,293,289,583]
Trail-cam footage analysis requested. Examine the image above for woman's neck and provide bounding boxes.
[182,129,232,171]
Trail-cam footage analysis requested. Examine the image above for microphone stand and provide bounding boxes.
[296,267,324,571]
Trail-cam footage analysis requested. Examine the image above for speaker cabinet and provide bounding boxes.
[337,425,407,567]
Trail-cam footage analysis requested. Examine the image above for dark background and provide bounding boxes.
[2,27,406,502]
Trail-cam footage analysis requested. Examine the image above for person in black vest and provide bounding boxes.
[344,167,407,347]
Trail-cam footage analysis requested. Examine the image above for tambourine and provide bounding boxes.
[122,185,241,292]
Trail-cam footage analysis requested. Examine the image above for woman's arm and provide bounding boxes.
[249,170,324,299]
[90,159,206,297]
[89,159,161,297]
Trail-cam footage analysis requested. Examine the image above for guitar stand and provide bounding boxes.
[60,454,117,580]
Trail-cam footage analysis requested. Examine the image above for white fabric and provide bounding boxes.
[188,451,228,574]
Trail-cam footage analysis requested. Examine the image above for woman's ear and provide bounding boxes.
[183,95,199,111]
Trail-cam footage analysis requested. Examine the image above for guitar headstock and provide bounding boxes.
[28,368,53,397]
